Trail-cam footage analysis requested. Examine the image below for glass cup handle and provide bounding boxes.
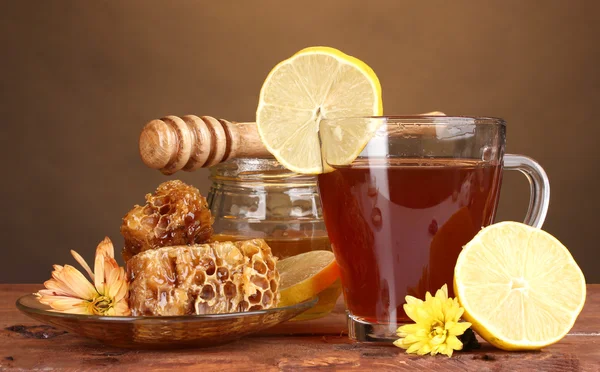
[504,154,550,228]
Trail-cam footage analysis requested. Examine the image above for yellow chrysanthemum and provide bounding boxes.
[394,284,471,357]
[36,237,130,316]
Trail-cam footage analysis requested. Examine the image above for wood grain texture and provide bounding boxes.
[1,284,598,371]
[139,116,271,174]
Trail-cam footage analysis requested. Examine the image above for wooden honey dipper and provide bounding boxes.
[139,112,446,174]
[139,115,271,175]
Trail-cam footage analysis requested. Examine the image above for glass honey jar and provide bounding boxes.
[207,157,341,319]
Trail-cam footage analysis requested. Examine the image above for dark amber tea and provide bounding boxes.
[318,159,502,323]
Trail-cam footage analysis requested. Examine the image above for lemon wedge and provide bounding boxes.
[454,221,586,350]
[256,46,383,174]
[277,250,340,307]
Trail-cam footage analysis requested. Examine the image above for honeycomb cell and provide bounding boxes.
[141,215,157,228]
[120,180,213,261]
[194,271,206,286]
[248,292,262,304]
[252,277,269,291]
[266,257,275,271]
[262,291,272,307]
[202,258,216,276]
[201,285,215,301]
[127,239,280,316]
[270,279,278,293]
[241,242,260,257]
[224,282,237,298]
[253,261,267,275]
[216,267,229,282]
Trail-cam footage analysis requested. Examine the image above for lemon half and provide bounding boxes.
[454,221,586,350]
[256,46,383,174]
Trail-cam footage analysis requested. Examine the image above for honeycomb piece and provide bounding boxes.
[120,180,213,261]
[127,239,280,316]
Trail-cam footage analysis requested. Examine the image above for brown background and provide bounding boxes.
[1,1,599,283]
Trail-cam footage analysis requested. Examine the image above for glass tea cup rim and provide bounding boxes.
[320,115,506,127]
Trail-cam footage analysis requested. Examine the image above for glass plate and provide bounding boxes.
[16,294,317,349]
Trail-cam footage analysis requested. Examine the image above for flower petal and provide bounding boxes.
[58,304,94,314]
[43,296,88,310]
[406,341,426,354]
[116,277,129,303]
[103,254,119,278]
[417,343,432,355]
[110,274,128,302]
[430,298,444,322]
[436,284,448,300]
[393,339,408,349]
[94,254,106,295]
[402,334,422,345]
[96,236,115,259]
[48,272,80,298]
[415,306,435,324]
[445,335,463,351]
[437,344,453,357]
[397,323,424,337]
[70,250,94,282]
[113,301,131,316]
[94,237,116,293]
[403,303,421,323]
[454,305,464,321]
[53,265,97,300]
[405,295,422,306]
[395,338,411,348]
[104,266,121,298]
[40,279,76,297]
[448,321,472,336]
[430,334,446,346]
[36,288,79,303]
[447,299,464,322]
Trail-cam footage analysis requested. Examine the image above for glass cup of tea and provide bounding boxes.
[317,116,549,342]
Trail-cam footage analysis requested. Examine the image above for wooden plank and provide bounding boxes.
[261,296,348,336]
[1,284,599,371]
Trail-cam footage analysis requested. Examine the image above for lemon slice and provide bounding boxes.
[277,250,340,307]
[454,221,586,350]
[256,46,383,174]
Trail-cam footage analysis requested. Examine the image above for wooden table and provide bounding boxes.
[1,284,598,371]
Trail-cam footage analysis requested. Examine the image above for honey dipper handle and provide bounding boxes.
[139,115,271,175]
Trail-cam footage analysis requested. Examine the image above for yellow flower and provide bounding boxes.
[393,284,471,357]
[36,237,130,316]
